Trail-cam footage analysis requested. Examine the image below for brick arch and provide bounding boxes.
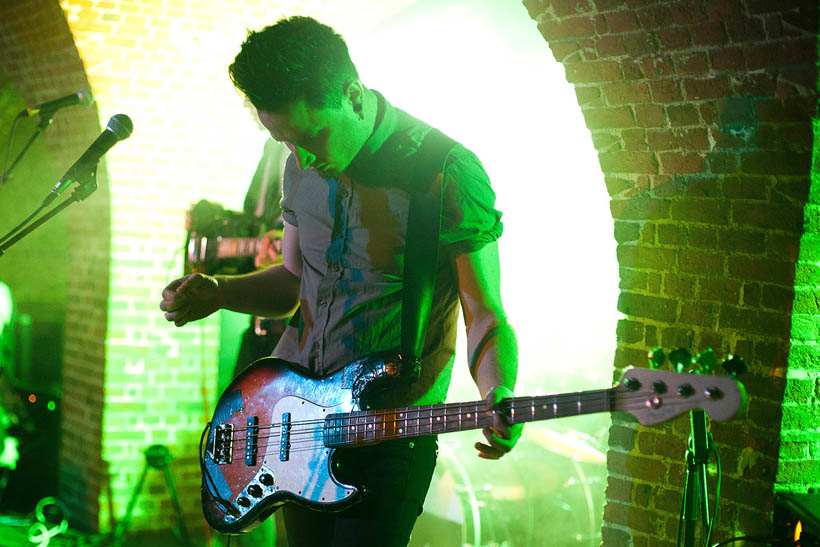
[523,0,818,544]
[0,0,109,530]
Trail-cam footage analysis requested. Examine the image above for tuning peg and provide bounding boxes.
[722,354,747,377]
[648,347,666,369]
[614,365,633,386]
[696,348,718,375]
[668,348,693,373]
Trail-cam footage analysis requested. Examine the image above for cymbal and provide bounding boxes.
[525,426,606,464]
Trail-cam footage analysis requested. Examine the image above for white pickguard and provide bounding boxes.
[264,395,357,506]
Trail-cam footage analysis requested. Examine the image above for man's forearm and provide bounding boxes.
[215,264,301,318]
[470,320,518,398]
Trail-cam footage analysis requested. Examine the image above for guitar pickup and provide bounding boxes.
[213,423,234,465]
[245,416,259,466]
[279,412,291,462]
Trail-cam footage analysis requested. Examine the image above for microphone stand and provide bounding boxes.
[0,167,97,257]
[678,408,712,547]
[0,112,55,186]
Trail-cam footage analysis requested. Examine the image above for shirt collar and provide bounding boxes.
[351,90,396,163]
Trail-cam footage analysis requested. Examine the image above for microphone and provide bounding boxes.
[21,88,94,117]
[43,114,133,205]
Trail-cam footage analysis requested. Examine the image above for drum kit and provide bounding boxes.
[410,425,607,547]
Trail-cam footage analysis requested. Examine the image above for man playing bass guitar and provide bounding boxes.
[160,15,520,547]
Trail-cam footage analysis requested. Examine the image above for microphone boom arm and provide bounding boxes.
[0,168,98,257]
[0,110,56,186]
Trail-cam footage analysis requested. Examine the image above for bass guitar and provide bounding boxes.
[200,356,745,533]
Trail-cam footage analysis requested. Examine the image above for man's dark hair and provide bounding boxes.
[229,16,359,112]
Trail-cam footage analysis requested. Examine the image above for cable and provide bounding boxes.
[706,437,721,546]
[676,472,685,547]
[164,245,184,283]
[27,497,69,547]
[0,466,9,503]
[676,432,716,547]
[710,536,794,546]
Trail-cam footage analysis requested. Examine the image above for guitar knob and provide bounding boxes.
[248,484,263,498]
[236,496,251,507]
[677,384,694,397]
[652,381,667,394]
[259,473,274,486]
[705,387,723,399]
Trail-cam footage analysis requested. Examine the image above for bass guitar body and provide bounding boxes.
[201,358,358,533]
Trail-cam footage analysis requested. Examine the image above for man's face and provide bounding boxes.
[257,99,361,179]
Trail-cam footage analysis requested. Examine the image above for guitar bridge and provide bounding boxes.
[213,424,234,465]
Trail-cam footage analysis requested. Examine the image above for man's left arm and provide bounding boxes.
[455,239,521,459]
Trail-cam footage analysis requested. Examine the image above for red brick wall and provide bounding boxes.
[523,0,817,544]
[1,0,420,536]
[0,0,107,530]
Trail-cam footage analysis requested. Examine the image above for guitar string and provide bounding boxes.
[217,394,714,449]
[211,394,728,461]
[217,388,637,436]
[220,391,712,443]
[220,391,622,441]
[224,401,631,457]
[216,374,736,437]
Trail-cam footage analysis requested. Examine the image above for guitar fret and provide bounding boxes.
[324,389,622,448]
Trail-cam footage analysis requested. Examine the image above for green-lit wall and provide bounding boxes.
[0,67,65,391]
[777,113,820,489]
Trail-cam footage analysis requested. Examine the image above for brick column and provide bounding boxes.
[523,0,817,544]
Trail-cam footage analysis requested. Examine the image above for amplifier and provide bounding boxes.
[774,492,820,546]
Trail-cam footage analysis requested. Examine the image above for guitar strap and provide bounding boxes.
[400,128,457,374]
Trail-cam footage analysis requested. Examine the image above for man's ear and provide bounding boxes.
[344,80,364,114]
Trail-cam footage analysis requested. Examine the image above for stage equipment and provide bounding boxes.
[0,386,58,514]
[774,492,820,546]
[111,444,192,547]
[648,347,747,547]
[411,435,606,546]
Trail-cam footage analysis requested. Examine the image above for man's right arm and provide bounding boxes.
[160,222,301,326]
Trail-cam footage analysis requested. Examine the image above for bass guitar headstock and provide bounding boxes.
[614,348,747,426]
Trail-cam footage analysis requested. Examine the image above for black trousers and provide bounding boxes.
[282,435,438,547]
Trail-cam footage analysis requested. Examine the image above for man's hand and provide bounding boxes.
[160,273,221,327]
[255,229,284,269]
[474,385,523,459]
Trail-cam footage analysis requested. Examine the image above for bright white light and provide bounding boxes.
[348,0,621,399]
